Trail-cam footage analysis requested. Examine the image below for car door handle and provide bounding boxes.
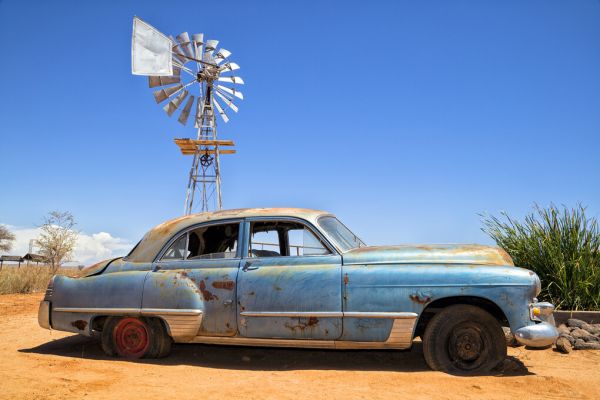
[242,261,258,271]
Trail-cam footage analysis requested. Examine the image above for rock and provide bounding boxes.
[567,319,588,329]
[574,339,586,349]
[555,336,573,353]
[574,341,600,350]
[583,334,600,343]
[557,324,570,335]
[503,327,523,347]
[559,333,576,345]
[571,328,592,340]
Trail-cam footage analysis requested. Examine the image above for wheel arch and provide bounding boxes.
[414,295,509,339]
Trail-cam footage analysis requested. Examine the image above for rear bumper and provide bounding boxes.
[38,301,51,329]
[514,321,558,347]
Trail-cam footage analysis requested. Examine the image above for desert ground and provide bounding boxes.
[1,294,599,400]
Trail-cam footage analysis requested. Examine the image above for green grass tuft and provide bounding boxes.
[482,204,600,311]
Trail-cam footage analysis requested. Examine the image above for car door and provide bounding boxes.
[142,219,243,337]
[236,217,343,340]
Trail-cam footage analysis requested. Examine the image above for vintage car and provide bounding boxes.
[38,208,558,374]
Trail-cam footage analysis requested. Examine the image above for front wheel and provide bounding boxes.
[422,304,507,374]
[101,316,172,359]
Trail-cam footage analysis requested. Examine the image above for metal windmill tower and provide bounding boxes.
[131,17,244,213]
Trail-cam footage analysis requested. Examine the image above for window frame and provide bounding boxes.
[154,219,244,263]
[244,217,338,259]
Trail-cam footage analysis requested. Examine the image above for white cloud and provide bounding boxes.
[1,224,134,266]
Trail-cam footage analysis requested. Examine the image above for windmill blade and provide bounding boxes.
[219,62,240,72]
[212,97,229,123]
[176,32,194,59]
[178,95,195,125]
[192,33,204,64]
[148,72,180,88]
[169,35,187,64]
[217,85,244,100]
[192,33,204,46]
[215,91,239,113]
[153,83,183,103]
[218,76,244,85]
[204,39,219,53]
[163,90,189,116]
[214,48,231,65]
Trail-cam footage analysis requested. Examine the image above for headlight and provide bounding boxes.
[529,301,554,322]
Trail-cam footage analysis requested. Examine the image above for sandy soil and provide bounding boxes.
[1,293,599,400]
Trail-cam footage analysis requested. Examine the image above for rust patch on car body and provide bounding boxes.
[343,274,349,285]
[198,280,219,301]
[410,291,432,305]
[71,320,87,330]
[285,317,319,331]
[212,281,235,291]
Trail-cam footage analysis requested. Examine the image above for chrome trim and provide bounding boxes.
[38,301,51,330]
[54,307,140,314]
[53,307,202,316]
[240,311,343,318]
[385,316,417,347]
[344,312,418,319]
[240,311,418,319]
[189,336,412,349]
[141,308,202,316]
[514,322,558,347]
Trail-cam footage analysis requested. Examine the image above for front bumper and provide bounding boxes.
[514,321,558,347]
[38,301,51,329]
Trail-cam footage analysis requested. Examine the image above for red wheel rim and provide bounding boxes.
[113,317,150,358]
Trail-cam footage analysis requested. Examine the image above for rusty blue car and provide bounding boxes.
[38,208,558,374]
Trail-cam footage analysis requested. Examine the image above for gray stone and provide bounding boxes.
[567,318,587,329]
[557,324,570,335]
[574,339,586,349]
[555,336,573,354]
[571,327,592,340]
[559,333,576,345]
[574,341,600,350]
[503,327,523,347]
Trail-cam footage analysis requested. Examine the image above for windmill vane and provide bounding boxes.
[131,16,243,214]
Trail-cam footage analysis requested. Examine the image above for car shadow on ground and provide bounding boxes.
[20,335,531,376]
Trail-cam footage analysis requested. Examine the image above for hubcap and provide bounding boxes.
[448,323,485,370]
[114,318,149,358]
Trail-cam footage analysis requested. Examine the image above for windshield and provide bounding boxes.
[318,216,366,252]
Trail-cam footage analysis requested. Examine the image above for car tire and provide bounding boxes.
[422,304,507,375]
[146,318,172,358]
[101,316,168,359]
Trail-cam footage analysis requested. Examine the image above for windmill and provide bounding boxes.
[131,16,244,213]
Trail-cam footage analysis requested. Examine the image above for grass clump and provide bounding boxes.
[0,266,73,295]
[482,204,600,311]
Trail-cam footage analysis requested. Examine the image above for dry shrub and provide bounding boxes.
[0,265,74,295]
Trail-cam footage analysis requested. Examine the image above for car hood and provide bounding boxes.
[342,244,514,266]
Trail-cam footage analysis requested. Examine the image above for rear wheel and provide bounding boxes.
[422,304,507,374]
[101,316,172,359]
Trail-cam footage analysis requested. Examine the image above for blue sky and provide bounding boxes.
[1,0,599,262]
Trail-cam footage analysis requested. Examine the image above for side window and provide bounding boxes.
[161,234,188,260]
[249,220,331,258]
[288,226,331,256]
[161,222,239,261]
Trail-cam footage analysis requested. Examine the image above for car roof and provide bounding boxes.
[125,208,332,263]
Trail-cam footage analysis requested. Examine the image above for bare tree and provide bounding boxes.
[35,211,78,272]
[0,225,15,252]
